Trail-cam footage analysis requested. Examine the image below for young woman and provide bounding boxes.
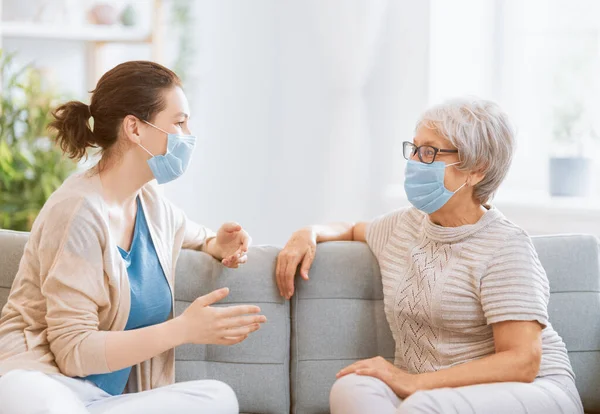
[0,61,266,414]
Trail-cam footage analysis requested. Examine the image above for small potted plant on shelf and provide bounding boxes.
[549,99,599,197]
[550,102,600,197]
[549,52,600,197]
[0,50,77,231]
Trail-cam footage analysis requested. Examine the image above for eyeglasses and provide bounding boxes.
[403,141,459,164]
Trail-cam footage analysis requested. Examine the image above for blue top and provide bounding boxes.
[80,197,172,395]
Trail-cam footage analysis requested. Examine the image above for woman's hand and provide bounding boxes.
[206,222,251,268]
[337,356,420,399]
[177,287,266,345]
[276,227,317,299]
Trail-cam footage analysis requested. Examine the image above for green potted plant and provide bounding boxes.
[171,0,194,84]
[0,50,77,231]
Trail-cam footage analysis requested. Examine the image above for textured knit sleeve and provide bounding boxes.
[39,199,111,377]
[366,209,407,260]
[166,199,215,251]
[480,230,550,327]
[181,213,216,250]
[146,182,216,251]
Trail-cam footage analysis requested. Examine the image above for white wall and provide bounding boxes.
[165,0,431,246]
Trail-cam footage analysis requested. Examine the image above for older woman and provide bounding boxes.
[275,98,583,414]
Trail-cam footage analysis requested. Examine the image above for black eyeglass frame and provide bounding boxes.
[402,141,459,164]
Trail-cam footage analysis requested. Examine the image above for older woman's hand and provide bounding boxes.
[337,356,420,399]
[276,227,317,299]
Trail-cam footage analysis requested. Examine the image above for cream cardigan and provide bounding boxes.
[0,170,213,392]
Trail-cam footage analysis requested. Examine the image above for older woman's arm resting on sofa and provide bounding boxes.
[275,222,368,299]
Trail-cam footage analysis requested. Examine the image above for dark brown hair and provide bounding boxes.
[49,61,181,160]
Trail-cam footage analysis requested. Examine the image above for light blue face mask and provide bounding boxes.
[404,160,466,214]
[138,120,197,184]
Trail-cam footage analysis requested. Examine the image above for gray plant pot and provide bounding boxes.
[549,157,592,197]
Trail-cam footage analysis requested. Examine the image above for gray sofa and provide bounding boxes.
[0,230,599,413]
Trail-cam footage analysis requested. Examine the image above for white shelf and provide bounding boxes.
[1,21,152,43]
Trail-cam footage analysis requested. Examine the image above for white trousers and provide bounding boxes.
[330,373,584,414]
[0,369,238,414]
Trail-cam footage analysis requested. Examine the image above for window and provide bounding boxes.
[427,0,600,203]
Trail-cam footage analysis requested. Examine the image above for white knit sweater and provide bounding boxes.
[366,206,574,380]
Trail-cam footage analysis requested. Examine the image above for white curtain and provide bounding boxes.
[306,0,389,222]
[166,0,430,245]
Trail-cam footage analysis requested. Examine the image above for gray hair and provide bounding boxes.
[416,97,516,204]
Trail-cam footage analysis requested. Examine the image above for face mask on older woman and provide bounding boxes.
[404,160,467,214]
